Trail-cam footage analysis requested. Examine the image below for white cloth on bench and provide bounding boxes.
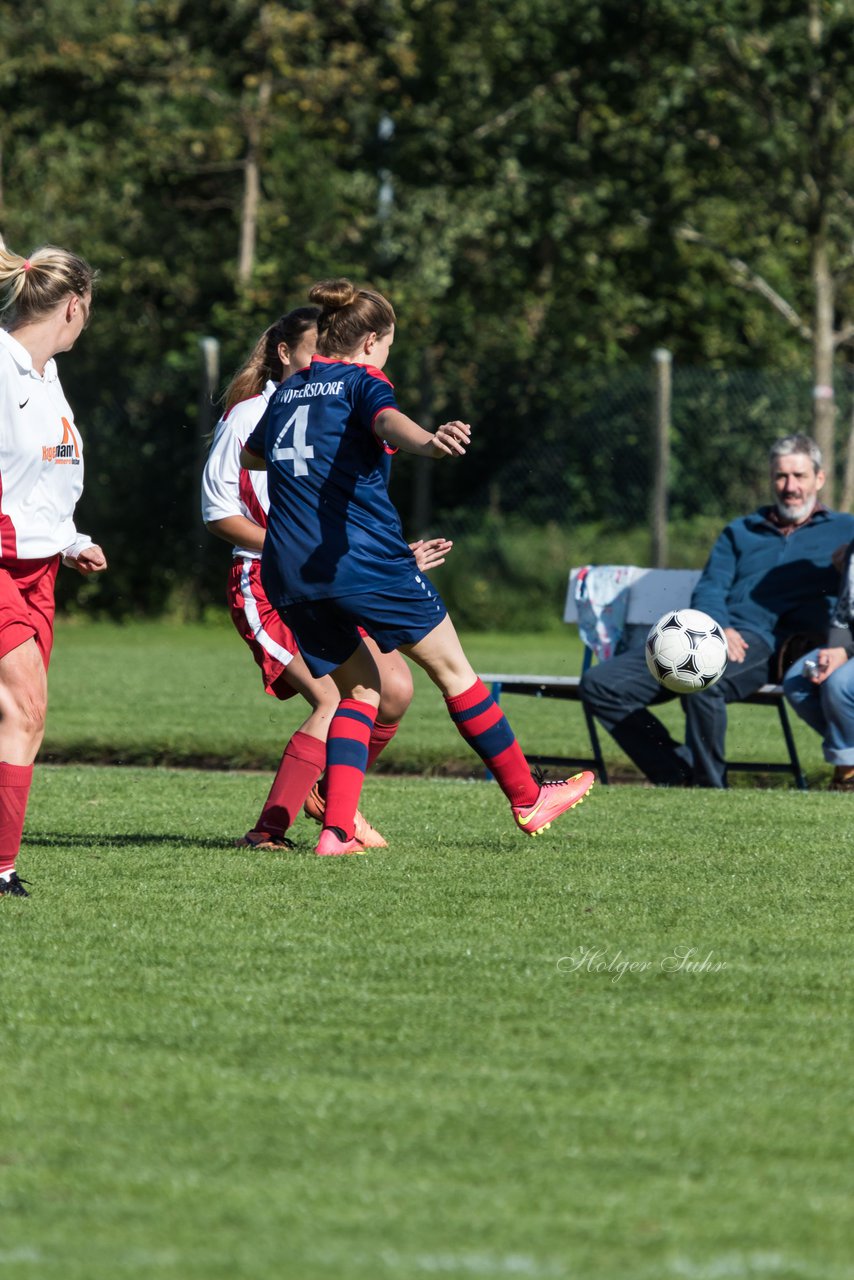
[572,564,637,661]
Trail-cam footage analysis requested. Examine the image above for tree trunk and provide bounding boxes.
[412,346,435,535]
[841,385,854,514]
[237,77,271,288]
[811,235,836,503]
[807,0,837,501]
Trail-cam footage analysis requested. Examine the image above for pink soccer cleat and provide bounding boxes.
[315,827,366,857]
[512,771,595,837]
[304,784,388,849]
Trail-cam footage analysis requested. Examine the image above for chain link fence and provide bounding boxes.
[417,359,854,553]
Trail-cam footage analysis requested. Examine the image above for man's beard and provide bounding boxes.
[776,493,817,523]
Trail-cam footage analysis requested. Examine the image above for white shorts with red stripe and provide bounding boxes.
[226,558,299,700]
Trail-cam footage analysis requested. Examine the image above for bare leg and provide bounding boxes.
[277,653,340,742]
[366,638,414,722]
[329,639,382,708]
[398,614,476,697]
[0,638,47,765]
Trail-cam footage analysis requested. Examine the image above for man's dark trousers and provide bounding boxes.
[579,631,774,787]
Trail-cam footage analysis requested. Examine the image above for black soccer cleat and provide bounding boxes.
[0,871,30,898]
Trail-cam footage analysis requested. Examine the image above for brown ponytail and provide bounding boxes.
[223,306,320,411]
[309,278,395,358]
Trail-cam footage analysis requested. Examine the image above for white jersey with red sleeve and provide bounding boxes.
[201,381,274,561]
[0,329,92,563]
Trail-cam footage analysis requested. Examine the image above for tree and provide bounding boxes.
[636,0,854,499]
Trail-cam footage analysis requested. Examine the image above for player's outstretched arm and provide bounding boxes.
[376,409,471,460]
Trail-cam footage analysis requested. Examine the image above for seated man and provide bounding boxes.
[783,537,854,791]
[580,434,854,787]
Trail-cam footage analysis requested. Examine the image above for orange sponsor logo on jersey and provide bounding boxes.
[42,418,81,464]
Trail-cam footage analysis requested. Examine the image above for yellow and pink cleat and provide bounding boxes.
[512,771,595,836]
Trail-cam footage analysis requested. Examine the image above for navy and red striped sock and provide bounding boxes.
[445,680,538,807]
[324,699,378,838]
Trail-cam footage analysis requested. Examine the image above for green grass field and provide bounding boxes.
[2,622,852,1280]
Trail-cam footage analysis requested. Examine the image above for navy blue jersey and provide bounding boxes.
[244,356,415,607]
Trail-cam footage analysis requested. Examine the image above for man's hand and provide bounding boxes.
[66,544,108,576]
[725,627,749,663]
[809,646,849,684]
[410,537,453,572]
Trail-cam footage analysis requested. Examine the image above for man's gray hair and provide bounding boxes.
[769,434,823,473]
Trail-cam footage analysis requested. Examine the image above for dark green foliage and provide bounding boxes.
[1,1,851,614]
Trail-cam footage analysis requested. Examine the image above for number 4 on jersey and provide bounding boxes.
[271,405,314,476]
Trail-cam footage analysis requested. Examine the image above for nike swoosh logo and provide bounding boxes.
[514,802,544,826]
[19,399,29,409]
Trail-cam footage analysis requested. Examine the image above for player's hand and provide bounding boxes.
[430,420,471,459]
[724,627,748,663]
[811,646,848,684]
[67,544,108,575]
[410,537,453,571]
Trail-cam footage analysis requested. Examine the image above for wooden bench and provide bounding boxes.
[479,566,808,790]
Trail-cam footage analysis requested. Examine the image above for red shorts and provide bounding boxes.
[227,557,300,700]
[0,557,60,670]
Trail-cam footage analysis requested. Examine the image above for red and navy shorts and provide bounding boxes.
[0,556,60,670]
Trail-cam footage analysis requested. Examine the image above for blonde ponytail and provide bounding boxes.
[0,235,97,327]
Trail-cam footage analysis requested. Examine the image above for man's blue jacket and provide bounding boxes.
[691,506,854,652]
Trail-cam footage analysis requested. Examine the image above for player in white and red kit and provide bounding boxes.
[0,236,107,897]
[202,308,451,849]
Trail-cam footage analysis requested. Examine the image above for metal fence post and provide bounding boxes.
[651,347,671,567]
[193,336,220,611]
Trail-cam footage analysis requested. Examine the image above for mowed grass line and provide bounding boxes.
[45,620,831,785]
[3,766,852,1280]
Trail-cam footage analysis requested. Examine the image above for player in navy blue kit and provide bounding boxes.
[242,277,595,855]
[203,306,453,850]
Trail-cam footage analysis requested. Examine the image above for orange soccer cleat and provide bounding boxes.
[303,784,388,848]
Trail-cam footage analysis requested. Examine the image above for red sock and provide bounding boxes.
[256,731,325,836]
[324,699,377,839]
[445,679,538,806]
[0,762,34,875]
[367,719,399,771]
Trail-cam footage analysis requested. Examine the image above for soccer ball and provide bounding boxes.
[645,608,728,694]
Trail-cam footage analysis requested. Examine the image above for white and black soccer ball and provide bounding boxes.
[645,608,728,694]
